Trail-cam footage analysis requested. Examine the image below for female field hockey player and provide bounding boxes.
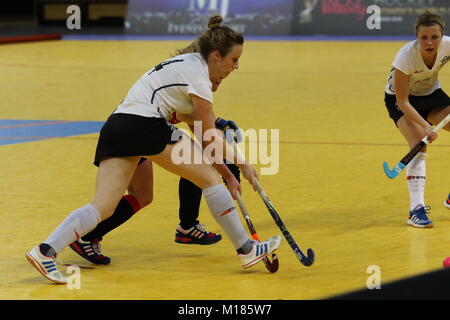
[69,117,242,265]
[68,39,244,265]
[26,15,281,284]
[384,11,450,228]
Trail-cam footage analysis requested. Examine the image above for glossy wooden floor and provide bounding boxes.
[1,39,449,300]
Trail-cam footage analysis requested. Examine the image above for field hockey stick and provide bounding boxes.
[236,191,279,273]
[254,179,315,267]
[383,114,450,179]
[227,137,279,272]
[229,137,314,266]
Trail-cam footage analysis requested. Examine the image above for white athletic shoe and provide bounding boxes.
[238,235,281,269]
[26,246,66,284]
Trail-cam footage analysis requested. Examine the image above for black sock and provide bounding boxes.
[178,178,202,230]
[225,163,241,183]
[236,240,252,254]
[39,243,56,257]
[82,196,140,242]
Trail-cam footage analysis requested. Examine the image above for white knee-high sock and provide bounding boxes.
[203,185,249,250]
[406,152,426,211]
[43,204,101,254]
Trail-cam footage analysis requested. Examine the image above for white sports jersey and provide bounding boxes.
[114,53,213,119]
[385,36,450,96]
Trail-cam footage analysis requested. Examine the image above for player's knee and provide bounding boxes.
[91,201,116,221]
[199,171,222,189]
[127,191,153,209]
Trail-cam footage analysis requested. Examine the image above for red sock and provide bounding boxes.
[123,194,141,213]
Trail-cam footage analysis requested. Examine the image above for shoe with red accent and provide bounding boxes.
[238,235,281,269]
[69,238,111,265]
[445,194,450,209]
[26,246,66,284]
[175,223,222,245]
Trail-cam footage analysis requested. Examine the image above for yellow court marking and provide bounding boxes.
[0,40,449,299]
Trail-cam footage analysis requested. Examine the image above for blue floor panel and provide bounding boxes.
[0,119,104,146]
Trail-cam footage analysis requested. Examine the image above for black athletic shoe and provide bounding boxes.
[69,238,111,265]
[175,223,222,245]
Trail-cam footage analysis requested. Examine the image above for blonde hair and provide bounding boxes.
[175,16,244,60]
[415,10,445,35]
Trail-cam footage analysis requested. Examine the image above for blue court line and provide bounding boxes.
[62,34,416,42]
[0,119,104,146]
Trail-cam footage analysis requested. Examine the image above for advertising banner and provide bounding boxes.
[125,0,295,35]
[291,0,450,36]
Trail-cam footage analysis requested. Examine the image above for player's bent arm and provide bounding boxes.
[176,112,195,125]
[187,123,202,143]
[189,94,258,189]
[186,122,241,197]
[394,68,432,130]
[214,163,241,198]
[189,94,245,164]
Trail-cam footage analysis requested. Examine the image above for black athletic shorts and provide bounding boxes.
[94,113,182,167]
[384,88,450,125]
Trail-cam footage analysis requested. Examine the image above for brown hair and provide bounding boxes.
[415,11,445,35]
[175,16,244,60]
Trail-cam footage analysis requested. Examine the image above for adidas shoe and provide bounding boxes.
[175,223,222,245]
[407,205,433,228]
[26,246,66,284]
[445,194,450,209]
[69,238,111,265]
[238,235,282,269]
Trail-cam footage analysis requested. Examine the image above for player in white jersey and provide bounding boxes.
[25,16,281,284]
[67,42,244,265]
[384,11,450,228]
